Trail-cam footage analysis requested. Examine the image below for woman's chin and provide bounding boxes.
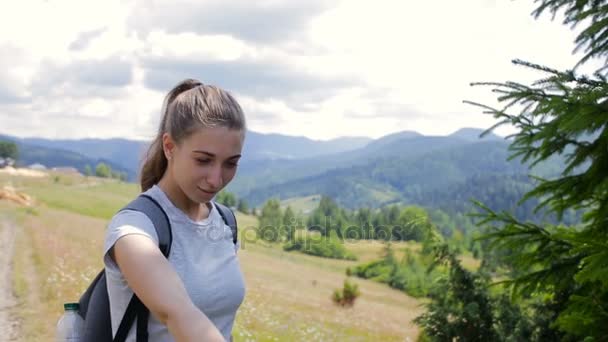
[195,188,215,202]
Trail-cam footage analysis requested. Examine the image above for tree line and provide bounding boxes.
[0,140,18,160]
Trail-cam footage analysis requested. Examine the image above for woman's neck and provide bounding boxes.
[157,176,211,221]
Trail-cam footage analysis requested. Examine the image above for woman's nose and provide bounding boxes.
[206,166,223,189]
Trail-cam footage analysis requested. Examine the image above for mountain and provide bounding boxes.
[362,130,422,149]
[0,134,133,178]
[15,137,149,176]
[3,127,569,223]
[229,129,560,201]
[228,133,474,195]
[448,127,503,141]
[239,139,566,216]
[1,127,527,207]
[0,130,373,176]
[240,140,509,206]
[241,131,372,160]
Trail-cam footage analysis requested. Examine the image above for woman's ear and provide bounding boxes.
[162,133,176,160]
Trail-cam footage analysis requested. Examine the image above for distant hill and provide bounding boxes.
[241,131,372,160]
[235,129,506,194]
[3,127,567,224]
[239,139,567,223]
[361,130,422,148]
[0,130,373,177]
[15,137,149,176]
[240,140,514,206]
[448,127,503,141]
[0,135,133,179]
[229,133,477,195]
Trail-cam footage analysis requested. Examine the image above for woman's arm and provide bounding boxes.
[110,234,225,342]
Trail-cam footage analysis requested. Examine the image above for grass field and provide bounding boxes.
[1,172,424,341]
[279,195,321,215]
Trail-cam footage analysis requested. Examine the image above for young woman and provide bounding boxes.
[103,79,247,341]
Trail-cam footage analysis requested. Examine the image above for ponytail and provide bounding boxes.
[139,136,167,192]
[139,79,203,191]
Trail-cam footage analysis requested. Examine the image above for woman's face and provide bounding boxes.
[166,126,244,203]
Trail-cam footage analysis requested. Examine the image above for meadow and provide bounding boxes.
[0,171,424,341]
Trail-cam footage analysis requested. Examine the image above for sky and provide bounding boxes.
[0,0,595,142]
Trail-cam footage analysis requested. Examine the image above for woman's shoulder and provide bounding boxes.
[104,208,160,249]
[108,209,153,228]
[105,186,170,241]
[108,186,162,227]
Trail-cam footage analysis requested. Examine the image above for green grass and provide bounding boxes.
[280,195,322,214]
[367,187,401,203]
[459,250,482,271]
[235,211,259,230]
[242,241,354,273]
[242,236,429,275]
[1,172,139,219]
[2,171,423,340]
[2,201,109,341]
[26,179,138,219]
[236,240,422,341]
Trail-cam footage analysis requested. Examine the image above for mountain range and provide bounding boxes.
[2,127,566,221]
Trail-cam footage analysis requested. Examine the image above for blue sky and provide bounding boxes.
[0,0,594,141]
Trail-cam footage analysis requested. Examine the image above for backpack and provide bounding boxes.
[77,193,238,342]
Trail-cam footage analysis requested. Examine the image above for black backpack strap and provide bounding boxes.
[136,306,150,342]
[123,194,172,256]
[214,201,238,245]
[113,194,172,342]
[113,296,141,341]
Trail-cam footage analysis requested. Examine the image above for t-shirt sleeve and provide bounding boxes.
[103,209,159,272]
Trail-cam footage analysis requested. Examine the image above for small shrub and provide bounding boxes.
[352,251,443,298]
[25,207,39,216]
[284,235,357,260]
[332,278,360,307]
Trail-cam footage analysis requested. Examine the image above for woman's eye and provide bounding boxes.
[225,162,239,169]
[196,159,211,164]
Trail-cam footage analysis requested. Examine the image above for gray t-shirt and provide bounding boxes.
[103,185,246,341]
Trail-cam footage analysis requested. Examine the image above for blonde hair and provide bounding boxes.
[139,79,246,191]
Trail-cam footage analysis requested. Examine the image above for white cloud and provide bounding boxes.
[126,0,332,44]
[0,0,600,141]
[142,32,252,61]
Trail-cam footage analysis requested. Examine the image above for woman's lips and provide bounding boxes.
[198,187,216,195]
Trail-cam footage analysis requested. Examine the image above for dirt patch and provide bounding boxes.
[0,219,19,340]
[0,186,34,206]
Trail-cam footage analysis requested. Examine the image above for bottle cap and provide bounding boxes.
[64,303,79,311]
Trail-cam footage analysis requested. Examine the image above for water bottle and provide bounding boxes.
[56,302,85,341]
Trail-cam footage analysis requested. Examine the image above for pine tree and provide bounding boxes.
[237,198,249,214]
[307,196,345,236]
[0,140,18,160]
[282,206,296,241]
[414,245,496,341]
[84,164,92,177]
[463,1,608,339]
[257,199,284,242]
[95,162,111,178]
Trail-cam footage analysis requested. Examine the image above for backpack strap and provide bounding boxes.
[124,194,172,256]
[214,201,238,245]
[113,194,171,342]
[113,198,236,342]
